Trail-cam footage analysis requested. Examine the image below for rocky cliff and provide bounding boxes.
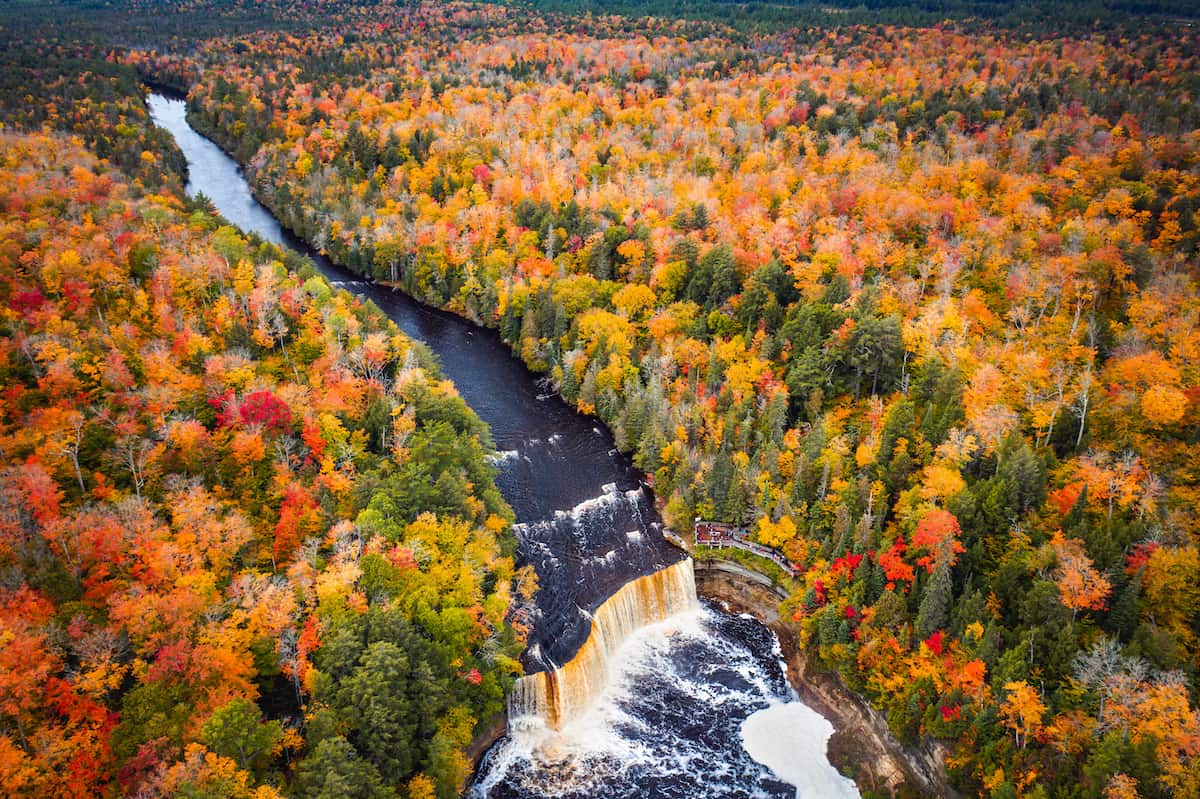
[694,559,958,798]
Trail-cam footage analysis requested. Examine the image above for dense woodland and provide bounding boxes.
[0,40,530,798]
[2,0,1200,797]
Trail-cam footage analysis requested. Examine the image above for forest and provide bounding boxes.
[2,0,1200,797]
[0,40,530,798]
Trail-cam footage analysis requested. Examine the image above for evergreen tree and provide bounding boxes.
[336,642,421,783]
[294,737,396,799]
[1108,569,1142,642]
[916,543,954,639]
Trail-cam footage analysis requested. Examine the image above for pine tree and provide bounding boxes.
[294,736,395,799]
[916,541,954,639]
[1108,569,1142,642]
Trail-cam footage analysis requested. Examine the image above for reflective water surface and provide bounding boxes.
[149,92,855,799]
[147,92,683,666]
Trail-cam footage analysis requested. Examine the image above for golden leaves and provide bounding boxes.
[999,680,1046,749]
[1141,384,1188,427]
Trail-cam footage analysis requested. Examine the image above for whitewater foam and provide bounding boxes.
[538,484,643,525]
[508,560,699,729]
[489,449,521,464]
[475,604,842,799]
[741,703,860,799]
[477,607,708,797]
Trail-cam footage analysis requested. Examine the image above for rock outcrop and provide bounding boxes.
[694,558,958,798]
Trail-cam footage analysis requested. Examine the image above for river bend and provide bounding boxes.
[148,91,858,799]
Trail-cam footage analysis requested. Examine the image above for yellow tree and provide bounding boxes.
[1142,546,1200,650]
[756,515,797,548]
[1000,681,1046,749]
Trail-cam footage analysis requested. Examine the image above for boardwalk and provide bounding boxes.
[693,519,802,578]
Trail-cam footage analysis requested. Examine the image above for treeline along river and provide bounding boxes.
[148,91,858,799]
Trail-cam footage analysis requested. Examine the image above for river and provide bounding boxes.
[148,91,858,799]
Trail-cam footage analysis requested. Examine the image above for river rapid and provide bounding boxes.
[148,91,858,799]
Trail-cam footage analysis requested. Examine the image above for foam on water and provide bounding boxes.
[741,703,861,799]
[586,549,619,566]
[489,449,521,465]
[540,484,644,526]
[553,493,621,523]
[474,604,837,799]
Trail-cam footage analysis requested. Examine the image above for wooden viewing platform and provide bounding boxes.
[693,519,802,578]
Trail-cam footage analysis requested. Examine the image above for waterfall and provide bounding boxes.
[508,558,698,730]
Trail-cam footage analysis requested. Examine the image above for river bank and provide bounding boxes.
[159,91,949,793]
[694,559,957,799]
[149,89,852,799]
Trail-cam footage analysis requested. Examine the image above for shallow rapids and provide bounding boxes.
[475,605,844,799]
[148,90,859,799]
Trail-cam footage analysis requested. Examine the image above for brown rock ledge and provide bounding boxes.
[694,559,959,799]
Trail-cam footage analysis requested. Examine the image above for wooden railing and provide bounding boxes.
[692,520,801,578]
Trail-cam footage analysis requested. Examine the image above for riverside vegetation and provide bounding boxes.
[2,1,1200,798]
[0,44,528,799]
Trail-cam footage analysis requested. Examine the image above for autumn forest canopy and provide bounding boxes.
[1,0,1200,798]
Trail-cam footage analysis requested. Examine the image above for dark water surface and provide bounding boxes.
[148,93,852,799]
[146,92,683,668]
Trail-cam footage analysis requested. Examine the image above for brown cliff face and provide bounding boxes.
[468,713,509,776]
[694,559,958,799]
